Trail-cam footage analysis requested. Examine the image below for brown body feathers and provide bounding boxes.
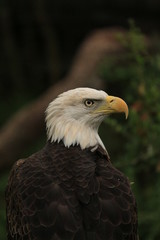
[6,141,138,240]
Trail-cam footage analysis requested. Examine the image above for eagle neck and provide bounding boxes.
[46,117,106,151]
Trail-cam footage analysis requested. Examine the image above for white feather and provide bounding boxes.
[45,88,108,150]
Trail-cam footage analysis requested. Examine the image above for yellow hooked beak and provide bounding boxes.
[95,95,129,119]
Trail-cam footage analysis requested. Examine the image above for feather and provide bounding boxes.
[6,141,138,240]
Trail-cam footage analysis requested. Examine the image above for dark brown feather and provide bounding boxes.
[6,141,138,240]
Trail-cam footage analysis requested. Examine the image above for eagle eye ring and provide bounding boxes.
[84,99,94,107]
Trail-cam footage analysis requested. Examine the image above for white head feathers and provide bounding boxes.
[45,88,108,150]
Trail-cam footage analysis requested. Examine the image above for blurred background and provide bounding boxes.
[1,0,160,239]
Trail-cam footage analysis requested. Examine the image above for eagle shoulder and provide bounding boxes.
[6,146,83,240]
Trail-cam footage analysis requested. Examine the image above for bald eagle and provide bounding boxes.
[6,88,138,240]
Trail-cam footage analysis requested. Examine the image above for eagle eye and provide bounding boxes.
[84,99,95,107]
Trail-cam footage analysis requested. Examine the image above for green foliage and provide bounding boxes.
[100,21,160,239]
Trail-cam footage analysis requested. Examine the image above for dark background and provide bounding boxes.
[1,0,160,97]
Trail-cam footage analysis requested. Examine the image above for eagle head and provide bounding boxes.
[45,88,128,150]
